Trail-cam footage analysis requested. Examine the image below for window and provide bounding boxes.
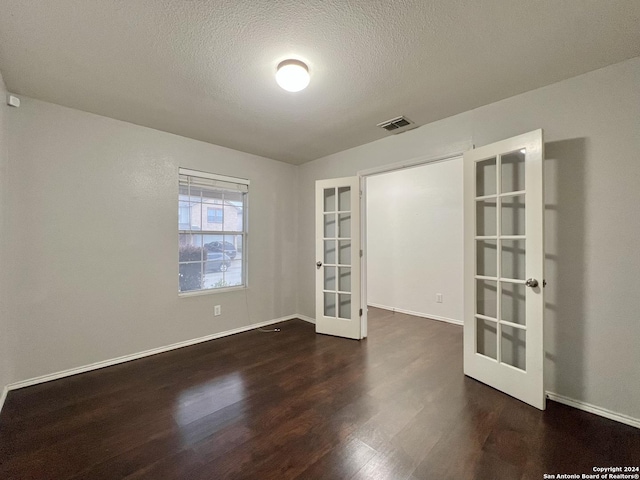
[207,207,223,224]
[178,168,249,294]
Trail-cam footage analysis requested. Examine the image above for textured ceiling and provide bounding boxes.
[0,1,639,165]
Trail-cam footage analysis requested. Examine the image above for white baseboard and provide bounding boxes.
[0,386,7,414]
[546,392,640,429]
[6,314,300,392]
[367,303,463,326]
[296,314,315,324]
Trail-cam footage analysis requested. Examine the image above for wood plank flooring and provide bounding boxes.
[1,307,638,479]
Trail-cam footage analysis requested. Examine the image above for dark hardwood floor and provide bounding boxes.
[1,307,638,479]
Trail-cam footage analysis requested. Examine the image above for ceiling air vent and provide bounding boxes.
[377,116,416,134]
[377,117,417,133]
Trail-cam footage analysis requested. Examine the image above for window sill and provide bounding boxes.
[178,285,246,298]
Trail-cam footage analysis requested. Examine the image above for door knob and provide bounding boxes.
[316,261,322,268]
[525,278,539,288]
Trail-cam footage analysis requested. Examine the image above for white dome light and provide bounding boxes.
[276,59,310,92]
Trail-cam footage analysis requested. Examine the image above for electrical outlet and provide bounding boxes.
[436,294,443,303]
[214,305,221,316]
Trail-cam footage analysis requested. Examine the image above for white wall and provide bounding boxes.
[297,57,640,421]
[366,160,463,323]
[4,96,298,382]
[0,73,16,399]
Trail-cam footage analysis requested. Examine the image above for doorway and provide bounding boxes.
[363,156,464,328]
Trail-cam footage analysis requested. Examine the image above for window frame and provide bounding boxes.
[178,168,249,296]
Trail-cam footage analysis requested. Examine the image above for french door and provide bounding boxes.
[315,177,362,339]
[463,129,546,409]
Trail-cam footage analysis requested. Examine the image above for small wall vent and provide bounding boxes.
[377,116,416,133]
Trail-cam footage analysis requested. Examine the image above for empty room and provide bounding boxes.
[0,2,639,479]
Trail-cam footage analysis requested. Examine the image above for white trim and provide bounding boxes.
[0,386,8,413]
[368,303,463,326]
[178,167,250,185]
[360,175,368,340]
[546,392,640,430]
[356,142,472,178]
[178,285,246,297]
[296,314,316,324]
[6,315,299,392]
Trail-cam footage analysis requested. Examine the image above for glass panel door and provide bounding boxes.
[315,177,361,340]
[464,129,545,410]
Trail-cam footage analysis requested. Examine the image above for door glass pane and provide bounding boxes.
[338,294,351,319]
[501,239,526,280]
[324,292,336,317]
[338,240,351,265]
[476,240,497,277]
[324,240,336,264]
[324,188,336,212]
[501,194,525,236]
[338,267,351,292]
[324,266,336,291]
[501,325,526,370]
[476,279,497,319]
[501,150,525,193]
[338,213,351,238]
[476,157,497,197]
[324,213,336,238]
[501,283,526,325]
[476,318,497,359]
[338,187,351,211]
[476,200,497,236]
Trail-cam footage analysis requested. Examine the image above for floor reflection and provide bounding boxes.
[175,372,246,446]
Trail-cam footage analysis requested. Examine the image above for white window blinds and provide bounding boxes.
[178,168,249,193]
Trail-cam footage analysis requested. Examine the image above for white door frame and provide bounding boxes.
[357,142,473,338]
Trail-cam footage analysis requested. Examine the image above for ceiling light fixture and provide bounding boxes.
[276,59,310,92]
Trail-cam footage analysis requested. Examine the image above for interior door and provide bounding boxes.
[463,129,545,410]
[315,177,362,339]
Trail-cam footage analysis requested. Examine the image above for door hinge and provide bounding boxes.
[359,308,363,317]
[360,249,363,257]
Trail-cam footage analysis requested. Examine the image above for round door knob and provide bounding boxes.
[316,261,322,268]
[525,278,539,288]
